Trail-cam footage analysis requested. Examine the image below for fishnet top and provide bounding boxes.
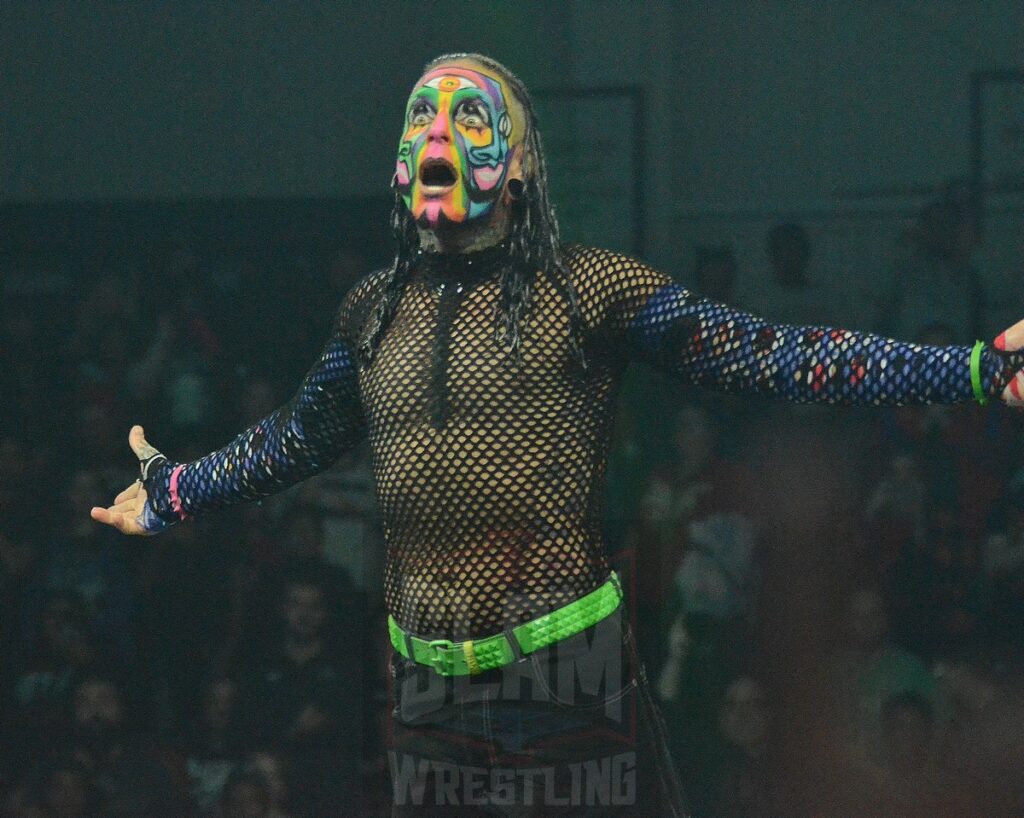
[143,245,1020,639]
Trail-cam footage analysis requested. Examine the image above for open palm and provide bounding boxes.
[89,425,159,536]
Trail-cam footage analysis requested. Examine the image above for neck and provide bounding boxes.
[417,207,511,254]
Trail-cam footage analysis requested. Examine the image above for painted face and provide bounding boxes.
[394,63,522,227]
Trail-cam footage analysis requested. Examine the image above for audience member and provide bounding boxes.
[706,677,778,818]
[878,186,987,343]
[245,752,294,818]
[182,678,241,815]
[44,470,137,662]
[982,474,1024,644]
[25,756,101,818]
[10,591,107,774]
[237,568,344,748]
[235,565,361,813]
[825,589,942,748]
[66,675,191,817]
[634,404,755,674]
[740,222,839,326]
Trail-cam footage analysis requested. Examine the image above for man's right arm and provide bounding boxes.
[92,269,386,535]
[142,329,366,531]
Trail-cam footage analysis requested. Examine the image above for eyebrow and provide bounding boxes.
[453,97,491,119]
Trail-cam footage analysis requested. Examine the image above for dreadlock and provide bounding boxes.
[357,52,588,373]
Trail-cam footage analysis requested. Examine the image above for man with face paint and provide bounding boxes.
[93,53,1024,816]
[394,64,522,231]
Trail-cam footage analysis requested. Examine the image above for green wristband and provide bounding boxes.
[970,340,988,407]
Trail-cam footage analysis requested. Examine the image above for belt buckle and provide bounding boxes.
[426,638,455,675]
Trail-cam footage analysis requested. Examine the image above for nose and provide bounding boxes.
[427,111,452,143]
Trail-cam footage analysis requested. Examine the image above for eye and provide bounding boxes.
[455,100,490,129]
[408,100,434,127]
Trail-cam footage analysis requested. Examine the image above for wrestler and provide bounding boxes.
[92,53,1024,816]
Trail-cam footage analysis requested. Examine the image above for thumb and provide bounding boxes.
[128,424,160,461]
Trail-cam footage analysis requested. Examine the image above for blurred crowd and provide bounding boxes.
[3,189,1024,817]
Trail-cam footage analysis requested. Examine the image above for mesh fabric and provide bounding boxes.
[144,245,1021,639]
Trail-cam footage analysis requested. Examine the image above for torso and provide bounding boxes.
[360,258,624,638]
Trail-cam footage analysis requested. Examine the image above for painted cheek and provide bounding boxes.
[404,125,426,143]
[455,127,505,193]
[394,161,410,186]
[457,125,493,149]
[472,164,505,192]
[396,132,419,197]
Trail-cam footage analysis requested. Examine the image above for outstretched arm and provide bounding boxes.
[91,271,384,535]
[568,246,1024,407]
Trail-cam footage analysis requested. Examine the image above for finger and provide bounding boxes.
[1001,371,1024,407]
[90,506,121,528]
[109,499,138,515]
[95,506,144,536]
[993,319,1024,353]
[129,424,160,461]
[114,482,141,505]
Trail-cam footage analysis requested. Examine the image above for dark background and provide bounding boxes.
[2,2,1024,816]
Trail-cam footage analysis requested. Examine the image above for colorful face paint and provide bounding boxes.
[395,64,523,227]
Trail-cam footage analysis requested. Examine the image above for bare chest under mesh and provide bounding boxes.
[360,274,619,638]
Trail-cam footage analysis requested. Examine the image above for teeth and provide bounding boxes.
[420,178,456,197]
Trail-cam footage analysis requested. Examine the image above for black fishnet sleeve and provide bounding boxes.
[565,245,1020,406]
[138,270,385,533]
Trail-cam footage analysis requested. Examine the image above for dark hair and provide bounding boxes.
[358,53,587,372]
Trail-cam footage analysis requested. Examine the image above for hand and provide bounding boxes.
[993,319,1024,407]
[89,425,161,536]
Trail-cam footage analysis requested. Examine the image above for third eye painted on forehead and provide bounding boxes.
[394,66,518,226]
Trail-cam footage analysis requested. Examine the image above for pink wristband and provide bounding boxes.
[168,464,189,520]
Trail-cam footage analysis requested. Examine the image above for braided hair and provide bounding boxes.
[358,53,587,372]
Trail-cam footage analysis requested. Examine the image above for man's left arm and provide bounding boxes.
[576,247,1024,408]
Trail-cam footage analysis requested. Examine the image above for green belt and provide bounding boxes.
[388,571,624,677]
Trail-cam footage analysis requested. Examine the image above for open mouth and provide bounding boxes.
[419,159,457,190]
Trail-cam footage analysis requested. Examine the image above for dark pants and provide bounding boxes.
[387,606,688,817]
